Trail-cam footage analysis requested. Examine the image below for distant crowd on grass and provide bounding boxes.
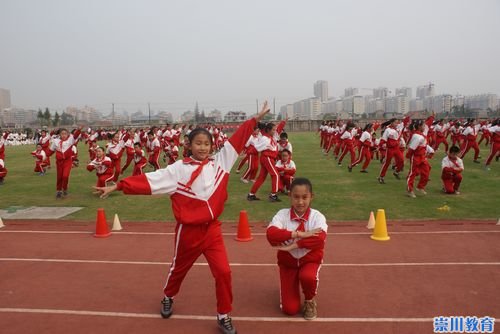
[0,116,498,197]
[318,115,500,197]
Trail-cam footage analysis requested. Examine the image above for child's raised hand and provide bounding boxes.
[93,184,117,199]
[255,101,270,121]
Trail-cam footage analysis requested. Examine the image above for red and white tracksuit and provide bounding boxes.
[350,130,372,170]
[87,156,114,187]
[31,149,47,173]
[115,117,257,315]
[0,159,7,182]
[106,138,126,182]
[250,133,280,195]
[379,125,404,178]
[49,131,81,192]
[0,132,9,160]
[460,124,480,160]
[121,137,135,173]
[38,133,51,167]
[338,130,355,165]
[240,134,260,181]
[406,131,431,192]
[485,125,500,166]
[266,208,328,315]
[275,159,296,192]
[441,155,464,193]
[147,137,161,171]
[132,149,148,176]
[433,123,449,152]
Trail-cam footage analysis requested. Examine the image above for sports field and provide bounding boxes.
[0,132,499,222]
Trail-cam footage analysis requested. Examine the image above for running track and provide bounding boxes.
[0,219,499,334]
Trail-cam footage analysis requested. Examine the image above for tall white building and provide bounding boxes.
[395,87,412,98]
[313,80,329,102]
[373,87,389,99]
[416,83,435,99]
[293,97,321,120]
[410,98,424,111]
[344,87,359,97]
[465,94,498,110]
[386,95,409,114]
[0,88,11,112]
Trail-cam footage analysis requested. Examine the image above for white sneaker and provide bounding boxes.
[240,177,249,184]
[407,191,416,198]
[454,191,461,195]
[416,188,427,195]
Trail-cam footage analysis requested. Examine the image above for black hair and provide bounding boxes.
[188,128,213,145]
[345,122,355,131]
[262,122,275,134]
[281,149,291,156]
[290,177,313,193]
[257,122,266,131]
[362,123,373,132]
[280,132,288,139]
[133,142,141,147]
[449,145,460,154]
[409,119,424,131]
[147,130,155,136]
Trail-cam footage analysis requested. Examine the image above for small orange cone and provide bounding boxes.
[94,208,111,238]
[235,210,253,242]
[366,211,376,229]
[370,209,390,241]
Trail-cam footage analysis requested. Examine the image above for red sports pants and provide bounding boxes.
[434,136,449,152]
[96,172,114,187]
[236,155,249,171]
[406,155,430,192]
[110,158,121,182]
[460,140,479,160]
[485,142,500,166]
[163,221,232,314]
[149,152,160,171]
[279,262,321,315]
[241,154,259,181]
[56,158,73,191]
[132,162,147,176]
[279,175,294,191]
[34,161,47,173]
[351,146,372,170]
[379,147,404,177]
[338,144,355,165]
[121,152,135,173]
[250,155,279,194]
[442,173,462,193]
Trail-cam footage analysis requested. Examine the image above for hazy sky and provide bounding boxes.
[1,0,499,116]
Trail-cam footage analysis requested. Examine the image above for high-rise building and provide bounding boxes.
[314,80,329,102]
[344,87,359,97]
[0,88,11,112]
[395,87,412,98]
[416,83,435,99]
[373,87,389,99]
[410,98,424,111]
[279,104,294,120]
[465,94,498,110]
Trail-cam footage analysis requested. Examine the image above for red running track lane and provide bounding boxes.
[0,220,499,334]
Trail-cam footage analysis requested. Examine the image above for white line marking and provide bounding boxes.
[0,230,499,236]
[0,258,499,267]
[0,308,439,322]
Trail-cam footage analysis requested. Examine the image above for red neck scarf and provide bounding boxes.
[290,207,311,232]
[183,157,212,188]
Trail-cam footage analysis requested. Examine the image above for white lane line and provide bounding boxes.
[0,230,499,236]
[0,307,437,322]
[1,258,499,267]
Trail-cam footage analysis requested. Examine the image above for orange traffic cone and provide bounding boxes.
[94,208,111,238]
[370,209,390,241]
[235,210,253,242]
[366,211,376,229]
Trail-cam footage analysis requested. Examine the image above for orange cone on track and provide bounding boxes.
[94,208,111,238]
[235,210,253,242]
[370,209,390,241]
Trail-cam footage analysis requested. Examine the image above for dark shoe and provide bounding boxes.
[393,171,400,180]
[303,300,317,320]
[473,160,480,164]
[269,194,281,202]
[360,170,368,173]
[218,316,237,334]
[247,194,260,201]
[56,191,63,199]
[348,166,352,172]
[62,191,68,197]
[160,297,173,318]
[377,177,385,184]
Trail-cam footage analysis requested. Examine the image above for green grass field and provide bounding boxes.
[1,133,499,222]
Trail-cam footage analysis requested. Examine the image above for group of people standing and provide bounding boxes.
[319,117,499,197]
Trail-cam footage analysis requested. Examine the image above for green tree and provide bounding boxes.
[53,111,60,127]
[37,108,44,126]
[43,108,51,127]
[61,112,74,126]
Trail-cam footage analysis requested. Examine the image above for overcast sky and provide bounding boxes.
[1,0,499,116]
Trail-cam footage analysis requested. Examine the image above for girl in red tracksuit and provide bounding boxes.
[267,178,327,320]
[94,103,271,334]
[460,119,481,163]
[349,123,373,173]
[0,158,7,185]
[405,120,431,198]
[31,144,48,175]
[378,118,404,184]
[275,149,296,193]
[106,132,126,182]
[87,147,114,188]
[132,142,148,176]
[441,146,464,194]
[247,122,281,202]
[239,126,260,183]
[38,130,51,168]
[48,127,81,198]
[121,129,136,175]
[146,131,161,171]
[484,120,500,169]
[337,123,356,167]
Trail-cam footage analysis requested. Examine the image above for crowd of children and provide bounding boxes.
[318,117,500,197]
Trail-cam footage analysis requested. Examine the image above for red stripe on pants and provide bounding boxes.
[485,142,500,165]
[406,155,430,192]
[279,262,321,315]
[379,147,404,177]
[111,158,122,182]
[242,154,259,180]
[163,222,232,314]
[250,156,279,194]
